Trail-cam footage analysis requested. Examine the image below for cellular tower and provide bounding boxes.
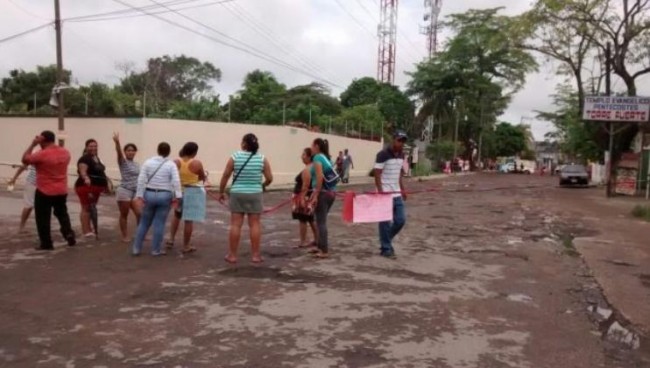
[421,0,442,58]
[377,0,398,85]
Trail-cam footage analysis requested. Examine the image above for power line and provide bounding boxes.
[6,0,50,20]
[333,0,377,39]
[143,0,340,87]
[225,2,345,87]
[108,0,341,88]
[0,22,53,45]
[67,0,235,23]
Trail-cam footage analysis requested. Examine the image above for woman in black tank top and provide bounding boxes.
[292,148,316,249]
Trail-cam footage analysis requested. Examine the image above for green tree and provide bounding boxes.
[230,70,286,124]
[341,77,414,133]
[408,8,537,168]
[335,104,384,138]
[537,85,602,161]
[119,55,221,113]
[0,65,71,113]
[492,122,527,157]
[426,140,464,162]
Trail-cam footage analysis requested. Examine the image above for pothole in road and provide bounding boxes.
[587,303,643,350]
[218,266,326,284]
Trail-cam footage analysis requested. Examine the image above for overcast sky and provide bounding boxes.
[1,0,569,139]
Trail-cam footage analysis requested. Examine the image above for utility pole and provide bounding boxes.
[84,91,89,116]
[143,91,147,119]
[282,101,286,125]
[33,93,37,114]
[308,98,312,128]
[477,97,484,169]
[453,99,460,160]
[328,116,332,134]
[54,0,65,146]
[605,42,614,197]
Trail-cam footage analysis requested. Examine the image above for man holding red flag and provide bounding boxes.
[374,131,408,259]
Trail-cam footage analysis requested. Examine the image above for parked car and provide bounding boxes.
[559,165,589,187]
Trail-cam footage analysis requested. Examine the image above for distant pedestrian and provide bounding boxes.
[292,147,317,249]
[342,149,354,183]
[219,134,273,264]
[76,139,108,238]
[167,142,207,255]
[308,138,338,259]
[21,131,76,250]
[335,151,344,177]
[132,142,182,256]
[113,133,141,243]
[374,131,408,259]
[8,164,36,233]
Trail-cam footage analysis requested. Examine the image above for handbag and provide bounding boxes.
[319,156,340,191]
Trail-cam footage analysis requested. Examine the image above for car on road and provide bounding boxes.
[559,164,589,187]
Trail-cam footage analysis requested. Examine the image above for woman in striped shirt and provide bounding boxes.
[219,133,273,264]
[113,133,141,243]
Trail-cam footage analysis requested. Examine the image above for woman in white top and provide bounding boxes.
[8,165,36,233]
[131,142,182,256]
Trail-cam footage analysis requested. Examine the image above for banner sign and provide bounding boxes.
[583,96,650,122]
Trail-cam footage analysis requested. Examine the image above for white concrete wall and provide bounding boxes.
[0,117,382,186]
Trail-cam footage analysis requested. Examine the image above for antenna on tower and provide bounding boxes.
[377,0,398,85]
[420,0,442,58]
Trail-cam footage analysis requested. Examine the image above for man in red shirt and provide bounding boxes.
[22,131,76,250]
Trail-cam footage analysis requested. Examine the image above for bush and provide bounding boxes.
[412,162,433,177]
[631,205,650,221]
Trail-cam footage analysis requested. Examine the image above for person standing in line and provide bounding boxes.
[8,164,37,233]
[21,131,76,250]
[342,148,354,184]
[167,142,207,255]
[292,147,317,249]
[219,133,273,264]
[309,138,337,259]
[374,131,408,259]
[132,142,182,256]
[112,133,141,243]
[76,139,108,237]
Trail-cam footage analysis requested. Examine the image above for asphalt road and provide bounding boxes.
[0,173,647,367]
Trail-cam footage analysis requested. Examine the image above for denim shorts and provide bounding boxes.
[116,186,136,202]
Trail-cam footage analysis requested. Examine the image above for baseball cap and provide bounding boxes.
[393,131,408,141]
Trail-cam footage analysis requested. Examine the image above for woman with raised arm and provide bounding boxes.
[167,142,207,255]
[113,133,141,242]
[219,133,273,264]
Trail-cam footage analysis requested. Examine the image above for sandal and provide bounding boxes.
[307,247,320,254]
[296,241,317,249]
[165,240,174,250]
[224,255,237,264]
[251,257,264,264]
[313,252,329,259]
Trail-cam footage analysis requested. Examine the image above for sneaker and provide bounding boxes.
[34,246,54,251]
[380,251,397,260]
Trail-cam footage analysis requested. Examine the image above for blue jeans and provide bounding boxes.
[132,190,173,255]
[378,197,406,255]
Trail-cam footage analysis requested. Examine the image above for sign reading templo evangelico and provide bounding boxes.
[583,96,650,122]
